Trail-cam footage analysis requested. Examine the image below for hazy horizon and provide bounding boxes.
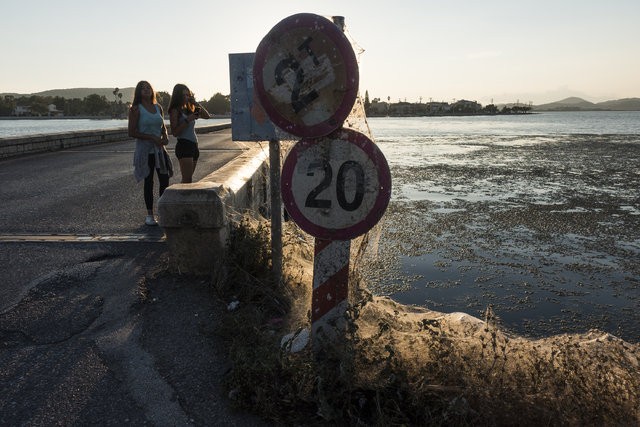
[1,1,639,105]
[2,87,637,107]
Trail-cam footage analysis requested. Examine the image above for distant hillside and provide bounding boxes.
[0,87,135,102]
[534,97,640,111]
[595,98,640,111]
[534,97,597,111]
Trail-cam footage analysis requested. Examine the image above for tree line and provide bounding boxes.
[363,91,532,116]
[2,88,531,118]
[0,90,231,118]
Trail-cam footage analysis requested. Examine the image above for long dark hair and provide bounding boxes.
[132,80,156,106]
[168,83,194,113]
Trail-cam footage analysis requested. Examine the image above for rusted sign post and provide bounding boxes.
[253,13,391,352]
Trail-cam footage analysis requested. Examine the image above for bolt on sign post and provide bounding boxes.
[254,13,390,351]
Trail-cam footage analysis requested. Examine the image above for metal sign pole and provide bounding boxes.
[269,138,283,285]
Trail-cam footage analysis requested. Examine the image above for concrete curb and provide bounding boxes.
[158,142,271,274]
[0,123,231,159]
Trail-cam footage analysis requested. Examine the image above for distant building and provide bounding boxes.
[367,100,389,116]
[426,102,451,114]
[48,104,64,117]
[389,102,415,116]
[13,105,31,116]
[450,99,482,113]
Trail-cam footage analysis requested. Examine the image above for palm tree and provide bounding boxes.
[112,88,121,118]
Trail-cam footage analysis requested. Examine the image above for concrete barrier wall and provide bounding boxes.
[158,142,272,274]
[0,123,231,159]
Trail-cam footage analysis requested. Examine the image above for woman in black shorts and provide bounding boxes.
[168,84,211,183]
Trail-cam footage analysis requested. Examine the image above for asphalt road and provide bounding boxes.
[0,129,269,425]
[0,129,246,310]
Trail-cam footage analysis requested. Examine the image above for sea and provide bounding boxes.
[363,111,640,342]
[2,111,639,341]
[0,118,231,138]
[1,111,637,138]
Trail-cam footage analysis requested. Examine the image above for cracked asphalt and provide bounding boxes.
[0,244,267,425]
[0,130,269,425]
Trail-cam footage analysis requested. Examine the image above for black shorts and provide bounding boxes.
[175,139,199,160]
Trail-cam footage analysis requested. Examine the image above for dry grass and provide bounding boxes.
[214,216,640,426]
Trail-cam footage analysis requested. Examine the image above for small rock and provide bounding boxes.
[281,328,310,353]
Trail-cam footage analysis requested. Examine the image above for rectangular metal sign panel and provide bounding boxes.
[229,52,277,141]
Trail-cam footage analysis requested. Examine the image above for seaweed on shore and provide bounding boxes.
[213,215,640,426]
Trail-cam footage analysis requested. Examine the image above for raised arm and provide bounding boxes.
[194,101,211,119]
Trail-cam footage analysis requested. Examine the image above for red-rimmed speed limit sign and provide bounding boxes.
[253,13,359,137]
[281,128,391,240]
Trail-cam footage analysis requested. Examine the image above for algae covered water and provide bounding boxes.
[364,112,640,342]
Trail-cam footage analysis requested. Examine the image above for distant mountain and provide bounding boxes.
[36,87,135,102]
[595,98,640,111]
[534,97,640,111]
[533,97,597,111]
[0,87,136,102]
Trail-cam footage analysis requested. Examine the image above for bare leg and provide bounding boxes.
[179,157,195,183]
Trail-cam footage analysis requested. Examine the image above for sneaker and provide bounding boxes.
[145,215,158,226]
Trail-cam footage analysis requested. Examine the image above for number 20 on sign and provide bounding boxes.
[281,128,392,241]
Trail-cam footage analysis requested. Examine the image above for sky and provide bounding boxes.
[2,0,639,105]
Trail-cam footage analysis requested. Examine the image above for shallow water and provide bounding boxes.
[362,115,640,342]
[0,118,230,138]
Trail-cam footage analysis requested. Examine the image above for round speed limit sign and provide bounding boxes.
[253,13,359,138]
[281,128,391,240]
